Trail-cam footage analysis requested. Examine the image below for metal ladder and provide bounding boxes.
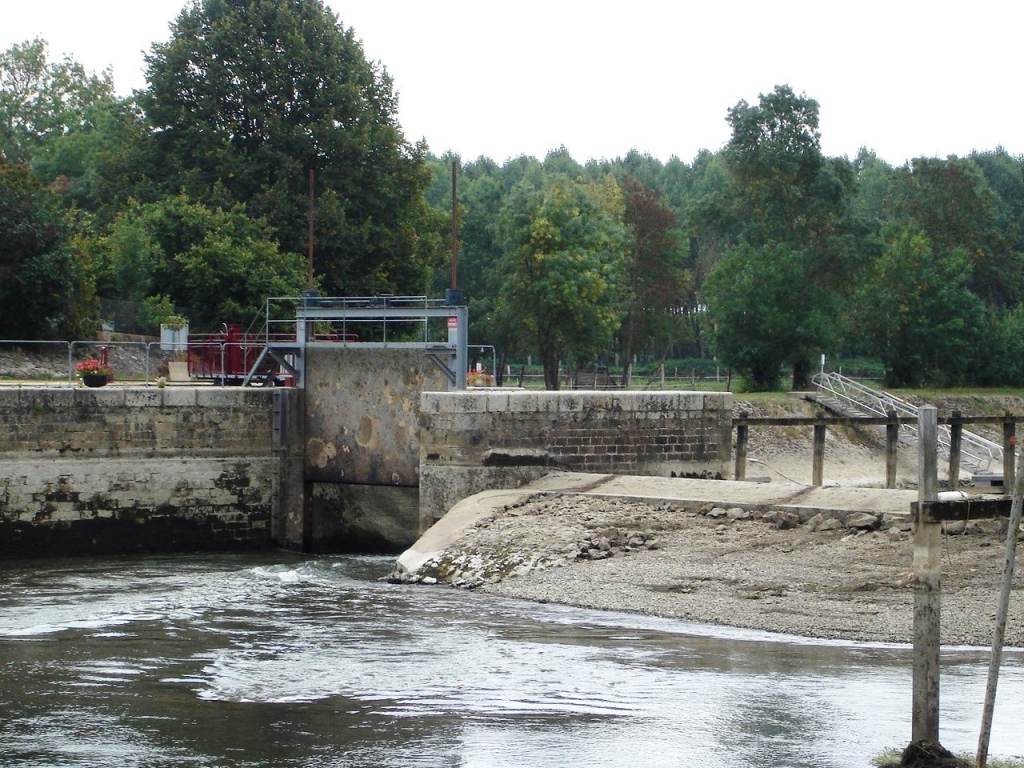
[811,371,1003,478]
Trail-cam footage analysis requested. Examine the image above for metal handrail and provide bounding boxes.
[813,371,1003,473]
[0,339,197,385]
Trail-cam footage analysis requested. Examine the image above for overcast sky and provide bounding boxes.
[4,0,1022,166]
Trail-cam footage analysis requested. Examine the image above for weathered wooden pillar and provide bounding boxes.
[735,413,748,481]
[1002,414,1015,491]
[812,423,826,486]
[913,405,940,743]
[886,411,899,489]
[948,410,962,490]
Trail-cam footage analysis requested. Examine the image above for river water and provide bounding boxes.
[1,553,1021,768]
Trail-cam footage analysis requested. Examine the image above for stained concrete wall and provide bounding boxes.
[0,386,305,557]
[419,390,733,529]
[301,347,450,551]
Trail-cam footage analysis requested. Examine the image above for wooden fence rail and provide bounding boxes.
[732,412,1018,488]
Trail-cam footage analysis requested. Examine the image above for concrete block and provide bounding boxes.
[579,393,617,413]
[0,388,24,406]
[25,388,75,409]
[556,393,585,413]
[196,388,250,408]
[420,393,443,414]
[123,389,163,408]
[482,391,511,413]
[74,387,126,406]
[506,392,541,413]
[160,387,199,407]
[452,393,488,413]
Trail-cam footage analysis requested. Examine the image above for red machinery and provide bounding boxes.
[186,324,292,385]
[187,323,356,385]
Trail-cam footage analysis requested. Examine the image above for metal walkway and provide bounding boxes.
[811,371,1003,480]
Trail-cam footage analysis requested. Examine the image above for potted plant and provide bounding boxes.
[76,358,112,388]
[467,370,495,387]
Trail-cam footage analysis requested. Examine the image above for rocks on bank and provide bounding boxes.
[387,491,909,589]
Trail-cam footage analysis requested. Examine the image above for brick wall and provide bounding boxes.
[0,386,304,557]
[418,390,733,528]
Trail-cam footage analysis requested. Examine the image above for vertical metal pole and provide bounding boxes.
[454,305,468,391]
[451,160,458,290]
[886,411,899,489]
[913,405,941,743]
[735,415,748,481]
[812,423,826,486]
[976,454,1024,767]
[948,411,962,490]
[307,170,315,290]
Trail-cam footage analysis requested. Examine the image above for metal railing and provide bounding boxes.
[264,295,454,346]
[0,340,198,385]
[813,370,1003,474]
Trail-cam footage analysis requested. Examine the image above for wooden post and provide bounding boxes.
[1002,415,1015,491]
[812,423,826,486]
[948,410,962,490]
[976,453,1024,767]
[913,405,941,743]
[735,415,748,481]
[886,410,899,490]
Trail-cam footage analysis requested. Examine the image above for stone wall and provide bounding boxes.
[419,390,733,528]
[0,386,304,557]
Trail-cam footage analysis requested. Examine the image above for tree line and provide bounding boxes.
[424,86,1024,390]
[2,0,1023,390]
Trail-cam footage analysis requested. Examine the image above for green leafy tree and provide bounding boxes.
[970,148,1024,254]
[693,86,859,388]
[496,174,630,389]
[446,158,510,372]
[140,0,444,297]
[886,156,1020,307]
[973,304,1024,385]
[32,97,157,218]
[94,193,308,331]
[704,242,833,391]
[853,223,984,387]
[0,157,89,338]
[0,38,115,165]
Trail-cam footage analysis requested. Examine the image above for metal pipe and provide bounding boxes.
[976,455,1024,767]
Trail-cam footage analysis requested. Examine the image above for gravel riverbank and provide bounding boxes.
[398,491,1023,647]
[393,393,1024,647]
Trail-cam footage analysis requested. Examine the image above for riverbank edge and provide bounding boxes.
[390,471,1024,648]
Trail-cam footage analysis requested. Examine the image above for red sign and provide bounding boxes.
[447,317,458,329]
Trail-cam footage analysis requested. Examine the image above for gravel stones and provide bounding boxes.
[388,492,1024,646]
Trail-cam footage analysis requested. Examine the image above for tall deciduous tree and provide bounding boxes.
[93,193,309,331]
[704,242,833,391]
[496,175,630,389]
[697,85,858,388]
[0,38,115,165]
[140,0,444,297]
[0,157,90,338]
[886,156,1022,307]
[619,177,687,386]
[853,223,984,387]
